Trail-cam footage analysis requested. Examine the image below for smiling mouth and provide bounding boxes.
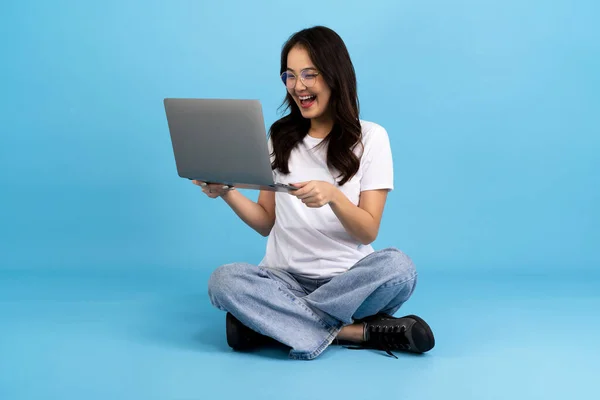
[298,95,316,108]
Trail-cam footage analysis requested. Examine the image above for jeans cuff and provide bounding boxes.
[288,323,342,360]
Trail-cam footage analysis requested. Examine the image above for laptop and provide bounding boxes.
[163,98,297,192]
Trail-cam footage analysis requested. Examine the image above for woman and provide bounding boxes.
[194,26,435,360]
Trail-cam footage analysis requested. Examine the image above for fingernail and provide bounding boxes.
[200,182,207,187]
[222,185,229,189]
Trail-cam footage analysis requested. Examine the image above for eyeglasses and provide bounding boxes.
[280,69,320,89]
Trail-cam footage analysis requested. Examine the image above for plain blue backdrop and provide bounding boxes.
[1,0,599,399]
[1,0,598,273]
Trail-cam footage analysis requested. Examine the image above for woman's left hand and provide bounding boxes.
[290,181,339,208]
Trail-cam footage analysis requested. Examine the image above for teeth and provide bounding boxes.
[299,95,315,100]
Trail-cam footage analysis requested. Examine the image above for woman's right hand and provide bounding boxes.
[192,180,235,199]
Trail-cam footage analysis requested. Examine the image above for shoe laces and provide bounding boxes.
[346,322,410,359]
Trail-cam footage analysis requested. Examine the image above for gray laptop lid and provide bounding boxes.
[164,98,292,191]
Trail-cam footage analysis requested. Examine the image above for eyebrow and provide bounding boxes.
[286,67,317,72]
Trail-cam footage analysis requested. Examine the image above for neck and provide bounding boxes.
[308,115,334,139]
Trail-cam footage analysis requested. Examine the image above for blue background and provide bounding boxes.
[1,0,598,273]
[1,0,599,399]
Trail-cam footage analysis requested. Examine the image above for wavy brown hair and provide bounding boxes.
[269,26,363,186]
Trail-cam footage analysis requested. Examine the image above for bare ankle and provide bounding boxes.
[336,323,365,343]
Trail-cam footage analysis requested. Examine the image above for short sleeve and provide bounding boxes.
[360,125,394,192]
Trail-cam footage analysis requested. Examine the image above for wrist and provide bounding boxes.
[221,189,235,201]
[329,186,343,207]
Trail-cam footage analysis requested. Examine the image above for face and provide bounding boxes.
[283,45,332,121]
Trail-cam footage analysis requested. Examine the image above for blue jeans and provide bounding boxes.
[208,247,418,360]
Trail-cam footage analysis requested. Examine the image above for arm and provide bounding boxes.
[222,189,276,237]
[290,126,393,245]
[327,125,393,244]
[193,180,275,237]
[329,189,388,245]
[290,181,388,245]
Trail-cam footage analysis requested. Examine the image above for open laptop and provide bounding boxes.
[163,98,297,192]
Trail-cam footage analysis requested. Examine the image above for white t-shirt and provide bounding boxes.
[258,120,394,279]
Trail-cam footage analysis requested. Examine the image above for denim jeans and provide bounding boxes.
[208,247,418,360]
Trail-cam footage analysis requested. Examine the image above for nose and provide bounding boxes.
[294,77,306,91]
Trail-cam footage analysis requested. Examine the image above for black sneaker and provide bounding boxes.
[349,313,435,358]
[226,312,271,351]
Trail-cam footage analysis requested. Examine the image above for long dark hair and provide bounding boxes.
[269,26,363,186]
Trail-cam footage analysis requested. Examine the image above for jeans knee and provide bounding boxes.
[377,248,417,285]
[207,263,250,306]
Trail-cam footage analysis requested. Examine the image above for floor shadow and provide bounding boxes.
[192,322,291,360]
[136,294,290,359]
